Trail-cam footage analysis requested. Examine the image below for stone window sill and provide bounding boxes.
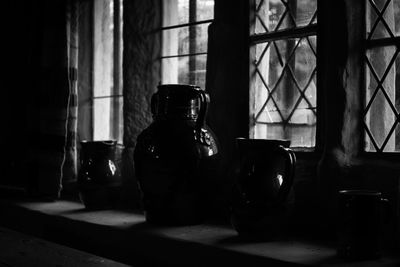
[1,194,399,267]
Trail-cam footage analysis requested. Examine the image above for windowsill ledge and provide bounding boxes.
[0,195,399,266]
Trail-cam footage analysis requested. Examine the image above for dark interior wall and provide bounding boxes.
[121,0,162,208]
[206,0,250,190]
[2,1,40,187]
[2,1,72,197]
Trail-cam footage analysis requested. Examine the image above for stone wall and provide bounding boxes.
[121,0,162,208]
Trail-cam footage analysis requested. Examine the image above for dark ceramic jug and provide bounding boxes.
[231,138,296,238]
[134,84,219,225]
[78,140,122,209]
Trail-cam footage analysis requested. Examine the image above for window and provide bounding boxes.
[364,0,400,152]
[249,0,317,148]
[161,0,214,90]
[92,0,123,143]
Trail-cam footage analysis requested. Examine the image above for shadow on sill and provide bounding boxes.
[0,186,399,267]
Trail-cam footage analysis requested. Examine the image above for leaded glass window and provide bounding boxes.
[250,0,317,148]
[364,0,400,152]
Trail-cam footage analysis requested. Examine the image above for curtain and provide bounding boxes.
[27,0,78,199]
[63,0,79,192]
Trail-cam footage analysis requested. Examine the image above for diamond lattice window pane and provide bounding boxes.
[253,36,317,147]
[288,102,316,147]
[396,124,400,151]
[267,41,288,88]
[366,45,397,81]
[289,99,316,123]
[271,70,301,120]
[396,54,400,115]
[396,0,400,35]
[364,45,399,152]
[254,42,274,87]
[292,38,317,88]
[365,89,398,152]
[366,0,400,39]
[254,122,286,140]
[255,0,317,34]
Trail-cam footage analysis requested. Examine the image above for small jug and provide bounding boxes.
[231,138,296,238]
[78,140,122,209]
[337,190,390,260]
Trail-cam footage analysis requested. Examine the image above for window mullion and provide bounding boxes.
[250,24,317,44]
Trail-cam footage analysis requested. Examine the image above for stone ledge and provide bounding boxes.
[0,198,399,267]
[0,226,130,267]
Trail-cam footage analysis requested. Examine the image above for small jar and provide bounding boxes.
[78,140,122,209]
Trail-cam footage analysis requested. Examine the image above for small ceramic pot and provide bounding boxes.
[78,140,122,209]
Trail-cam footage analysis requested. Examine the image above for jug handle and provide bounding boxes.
[277,146,296,203]
[196,89,210,130]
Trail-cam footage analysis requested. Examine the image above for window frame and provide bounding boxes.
[362,0,400,155]
[248,0,320,152]
[91,0,124,144]
[160,0,214,89]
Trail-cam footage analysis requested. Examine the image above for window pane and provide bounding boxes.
[196,0,214,21]
[91,0,123,144]
[162,23,210,56]
[366,0,400,39]
[162,54,207,89]
[396,0,400,35]
[396,124,400,151]
[93,0,114,97]
[93,98,112,141]
[163,0,214,27]
[255,0,317,34]
[93,96,123,143]
[364,45,399,152]
[162,1,212,91]
[163,0,189,27]
[252,37,317,147]
[109,96,123,144]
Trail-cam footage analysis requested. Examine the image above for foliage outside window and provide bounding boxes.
[161,0,214,90]
[249,0,317,148]
[364,0,400,152]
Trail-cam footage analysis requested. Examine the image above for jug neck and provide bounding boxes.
[152,84,201,121]
[80,140,117,159]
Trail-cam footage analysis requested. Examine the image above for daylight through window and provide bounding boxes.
[161,0,214,90]
[364,0,400,152]
[92,0,123,143]
[250,0,317,148]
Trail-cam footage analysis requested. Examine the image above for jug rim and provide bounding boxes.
[80,140,117,146]
[158,84,201,91]
[236,137,291,147]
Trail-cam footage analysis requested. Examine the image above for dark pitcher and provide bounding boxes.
[231,138,296,238]
[134,84,219,225]
[78,140,122,209]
